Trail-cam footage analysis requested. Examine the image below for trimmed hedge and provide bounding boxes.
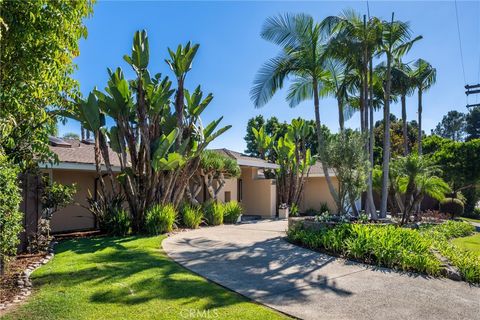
[0,153,23,273]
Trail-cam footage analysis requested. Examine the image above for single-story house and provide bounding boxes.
[41,140,279,233]
[39,137,340,234]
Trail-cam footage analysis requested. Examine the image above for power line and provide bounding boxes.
[454,0,467,85]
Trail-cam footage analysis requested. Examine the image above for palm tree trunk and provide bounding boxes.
[338,98,344,131]
[401,94,408,155]
[417,88,423,155]
[313,77,340,210]
[367,57,377,219]
[380,54,393,218]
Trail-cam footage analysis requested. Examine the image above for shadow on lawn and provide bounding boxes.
[32,236,251,310]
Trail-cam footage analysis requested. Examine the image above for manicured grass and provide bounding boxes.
[3,236,289,320]
[452,233,480,254]
[460,217,480,224]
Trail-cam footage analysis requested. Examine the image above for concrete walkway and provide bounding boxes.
[163,220,480,320]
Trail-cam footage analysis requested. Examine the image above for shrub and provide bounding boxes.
[287,223,441,275]
[224,201,243,224]
[303,208,318,216]
[88,194,131,236]
[145,204,177,235]
[440,198,464,218]
[0,154,22,274]
[319,202,330,214]
[204,201,224,225]
[182,204,203,229]
[289,203,299,217]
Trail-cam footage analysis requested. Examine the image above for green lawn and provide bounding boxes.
[460,217,480,224]
[452,233,480,254]
[2,236,288,320]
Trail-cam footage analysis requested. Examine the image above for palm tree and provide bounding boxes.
[377,14,422,218]
[411,58,436,155]
[321,11,383,218]
[250,13,340,209]
[320,58,356,131]
[390,155,450,225]
[391,62,415,155]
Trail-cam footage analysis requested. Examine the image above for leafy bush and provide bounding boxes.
[289,203,299,217]
[440,198,464,218]
[88,194,131,236]
[319,202,330,214]
[224,201,243,224]
[288,223,441,275]
[421,221,478,283]
[0,154,22,274]
[181,204,203,229]
[145,204,177,235]
[303,208,318,216]
[204,201,224,225]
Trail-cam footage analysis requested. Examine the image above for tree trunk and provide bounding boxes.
[175,77,185,147]
[367,57,377,219]
[338,98,344,131]
[401,94,408,155]
[418,88,423,155]
[380,54,393,218]
[313,78,340,210]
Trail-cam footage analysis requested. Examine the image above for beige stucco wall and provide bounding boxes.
[240,167,276,218]
[49,169,96,233]
[215,178,238,203]
[300,176,339,213]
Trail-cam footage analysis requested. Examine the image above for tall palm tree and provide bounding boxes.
[250,13,340,208]
[391,62,415,155]
[377,14,422,218]
[411,58,436,155]
[321,11,383,218]
[320,58,356,131]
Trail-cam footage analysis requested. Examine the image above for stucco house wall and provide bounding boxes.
[240,167,276,218]
[48,169,96,233]
[300,176,339,213]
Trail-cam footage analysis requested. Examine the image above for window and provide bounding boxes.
[224,191,231,203]
[237,179,243,202]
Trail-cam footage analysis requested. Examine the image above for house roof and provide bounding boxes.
[46,138,278,171]
[212,148,279,169]
[307,162,336,177]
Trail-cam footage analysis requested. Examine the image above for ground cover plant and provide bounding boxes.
[288,220,479,283]
[2,236,289,320]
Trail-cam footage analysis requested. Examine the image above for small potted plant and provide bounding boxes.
[278,203,289,219]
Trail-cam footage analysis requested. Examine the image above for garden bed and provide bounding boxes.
[287,219,479,284]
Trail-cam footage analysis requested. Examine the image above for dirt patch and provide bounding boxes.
[0,253,44,304]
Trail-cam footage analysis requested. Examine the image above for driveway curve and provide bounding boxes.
[163,220,479,320]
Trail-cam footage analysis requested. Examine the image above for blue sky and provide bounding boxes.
[61,0,480,152]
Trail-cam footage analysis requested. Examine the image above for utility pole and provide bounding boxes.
[465,84,480,108]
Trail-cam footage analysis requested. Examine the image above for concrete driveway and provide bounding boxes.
[162,220,480,320]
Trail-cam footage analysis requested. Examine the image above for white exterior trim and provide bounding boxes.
[40,162,122,172]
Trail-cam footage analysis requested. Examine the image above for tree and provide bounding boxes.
[0,0,94,169]
[390,155,450,225]
[251,13,339,207]
[466,106,480,141]
[68,31,230,232]
[252,119,316,207]
[377,15,422,218]
[187,151,241,204]
[432,110,466,141]
[423,135,480,213]
[411,58,436,154]
[63,132,81,140]
[391,62,415,154]
[321,130,369,215]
